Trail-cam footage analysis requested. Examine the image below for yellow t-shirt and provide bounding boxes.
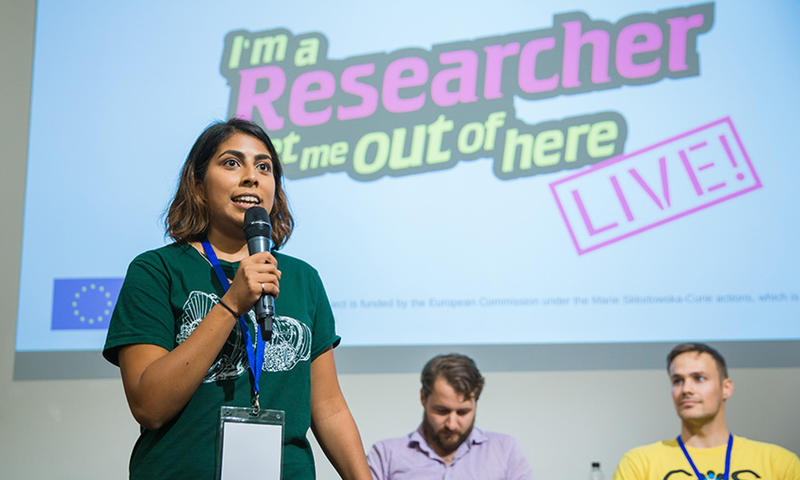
[612,436,800,480]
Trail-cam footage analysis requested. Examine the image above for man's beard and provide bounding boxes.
[422,414,474,456]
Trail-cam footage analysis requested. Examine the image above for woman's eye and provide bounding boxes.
[223,158,238,167]
[257,162,272,172]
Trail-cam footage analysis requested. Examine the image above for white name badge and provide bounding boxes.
[217,406,284,480]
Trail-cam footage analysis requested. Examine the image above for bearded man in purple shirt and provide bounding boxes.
[367,353,534,480]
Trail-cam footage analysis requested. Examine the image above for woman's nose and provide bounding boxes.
[240,165,258,186]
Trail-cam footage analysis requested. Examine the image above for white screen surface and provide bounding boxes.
[16,0,800,359]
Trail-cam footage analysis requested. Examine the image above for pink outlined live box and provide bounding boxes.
[549,117,761,255]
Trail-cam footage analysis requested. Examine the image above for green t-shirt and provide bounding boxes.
[103,243,340,480]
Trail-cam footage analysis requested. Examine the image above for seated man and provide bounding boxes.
[367,353,533,480]
[612,342,800,479]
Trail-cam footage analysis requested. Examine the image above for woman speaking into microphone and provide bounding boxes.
[103,118,370,480]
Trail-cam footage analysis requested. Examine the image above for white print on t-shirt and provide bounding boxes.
[177,291,312,382]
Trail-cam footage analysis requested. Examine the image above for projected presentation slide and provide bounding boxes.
[16,0,800,356]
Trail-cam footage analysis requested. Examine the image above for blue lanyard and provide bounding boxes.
[201,240,265,408]
[677,433,733,480]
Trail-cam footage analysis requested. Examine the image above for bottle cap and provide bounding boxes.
[592,462,601,468]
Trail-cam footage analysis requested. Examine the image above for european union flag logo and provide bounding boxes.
[51,278,124,330]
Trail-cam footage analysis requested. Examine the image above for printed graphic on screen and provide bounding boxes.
[16,0,800,357]
[221,4,712,181]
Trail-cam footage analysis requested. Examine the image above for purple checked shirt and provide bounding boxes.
[367,426,534,480]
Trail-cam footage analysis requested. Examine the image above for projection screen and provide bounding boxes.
[14,0,800,378]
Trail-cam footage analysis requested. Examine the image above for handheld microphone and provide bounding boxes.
[244,206,274,341]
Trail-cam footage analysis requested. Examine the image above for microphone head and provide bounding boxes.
[244,206,272,240]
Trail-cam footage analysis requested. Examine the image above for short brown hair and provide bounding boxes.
[667,342,728,379]
[421,353,485,401]
[165,118,293,248]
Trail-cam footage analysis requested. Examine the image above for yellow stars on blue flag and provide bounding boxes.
[51,278,123,330]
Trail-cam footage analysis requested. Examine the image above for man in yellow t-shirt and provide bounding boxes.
[612,343,800,480]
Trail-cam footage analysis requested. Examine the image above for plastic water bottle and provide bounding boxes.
[589,462,605,480]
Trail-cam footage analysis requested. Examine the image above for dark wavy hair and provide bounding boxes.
[165,118,293,249]
[421,353,485,401]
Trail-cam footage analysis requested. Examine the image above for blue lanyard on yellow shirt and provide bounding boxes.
[677,433,733,480]
[201,240,265,404]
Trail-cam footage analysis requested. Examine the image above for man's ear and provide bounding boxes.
[722,377,734,401]
[420,388,426,407]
